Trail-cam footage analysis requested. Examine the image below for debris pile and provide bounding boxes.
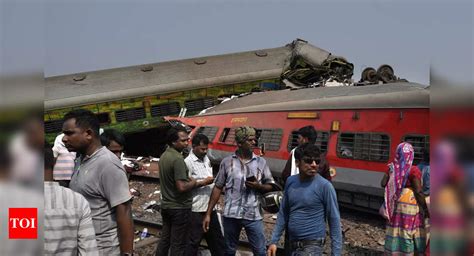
[281,39,354,88]
[130,180,162,223]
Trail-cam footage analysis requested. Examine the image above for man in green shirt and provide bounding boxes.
[156,126,197,256]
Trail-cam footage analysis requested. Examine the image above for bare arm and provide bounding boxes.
[195,176,214,188]
[116,201,134,254]
[281,155,292,184]
[380,172,389,188]
[203,185,223,232]
[319,154,331,181]
[259,183,273,193]
[175,177,197,193]
[411,177,428,217]
[206,185,222,216]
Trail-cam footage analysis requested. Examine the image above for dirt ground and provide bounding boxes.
[130,179,386,255]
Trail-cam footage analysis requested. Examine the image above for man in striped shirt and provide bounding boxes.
[52,133,76,187]
[44,146,99,256]
[203,126,275,256]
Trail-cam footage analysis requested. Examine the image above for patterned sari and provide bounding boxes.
[384,143,426,255]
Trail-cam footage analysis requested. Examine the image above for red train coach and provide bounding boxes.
[170,82,430,211]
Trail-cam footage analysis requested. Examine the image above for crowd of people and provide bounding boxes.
[41,108,432,256]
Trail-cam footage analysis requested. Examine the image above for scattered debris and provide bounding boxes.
[130,188,141,197]
[148,190,160,198]
[140,228,148,239]
[378,239,385,246]
[142,201,154,209]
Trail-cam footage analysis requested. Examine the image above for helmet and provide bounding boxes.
[260,191,283,214]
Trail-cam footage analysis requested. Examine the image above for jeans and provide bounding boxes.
[187,211,224,256]
[290,241,324,256]
[155,208,191,256]
[223,217,266,256]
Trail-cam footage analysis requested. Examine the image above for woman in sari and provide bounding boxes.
[381,142,428,255]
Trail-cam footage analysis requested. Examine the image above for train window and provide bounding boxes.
[337,132,390,162]
[218,127,282,149]
[150,102,181,117]
[45,119,64,133]
[195,126,219,142]
[115,107,146,122]
[287,130,329,153]
[255,128,283,151]
[96,113,110,125]
[184,98,215,112]
[218,128,236,145]
[402,134,430,165]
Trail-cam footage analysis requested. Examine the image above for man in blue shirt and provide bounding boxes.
[267,143,342,256]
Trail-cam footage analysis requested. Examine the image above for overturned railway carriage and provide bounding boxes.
[173,82,430,211]
[44,39,356,154]
[44,46,290,155]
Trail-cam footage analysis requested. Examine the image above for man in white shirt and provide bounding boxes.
[282,126,331,183]
[184,134,224,256]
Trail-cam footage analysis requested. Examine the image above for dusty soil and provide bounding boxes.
[130,179,386,255]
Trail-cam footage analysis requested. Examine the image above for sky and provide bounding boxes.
[32,0,474,85]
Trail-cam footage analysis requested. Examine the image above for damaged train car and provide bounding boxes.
[45,39,359,157]
[171,82,430,212]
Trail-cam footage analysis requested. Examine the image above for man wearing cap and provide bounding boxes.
[203,126,275,256]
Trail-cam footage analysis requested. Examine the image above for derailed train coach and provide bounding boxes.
[43,38,355,156]
[171,82,430,212]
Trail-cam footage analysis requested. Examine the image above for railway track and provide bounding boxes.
[129,172,385,255]
[132,217,285,255]
[130,173,285,255]
[130,172,160,182]
[133,218,162,237]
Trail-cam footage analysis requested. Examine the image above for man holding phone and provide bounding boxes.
[203,126,275,256]
[185,134,224,256]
